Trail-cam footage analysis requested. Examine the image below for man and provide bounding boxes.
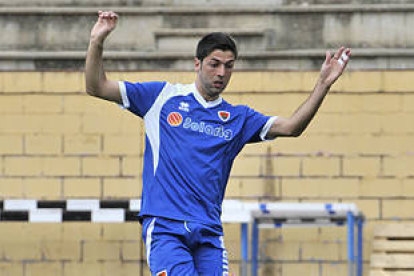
[85,11,351,276]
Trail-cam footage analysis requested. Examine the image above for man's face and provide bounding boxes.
[195,49,235,100]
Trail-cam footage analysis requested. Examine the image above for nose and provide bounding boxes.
[216,64,226,78]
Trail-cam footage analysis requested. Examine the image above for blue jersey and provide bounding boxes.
[119,81,276,231]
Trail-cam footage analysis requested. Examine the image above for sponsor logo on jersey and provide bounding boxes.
[156,270,167,276]
[218,111,230,122]
[167,112,234,141]
[167,112,183,127]
[183,117,233,141]
[179,101,190,112]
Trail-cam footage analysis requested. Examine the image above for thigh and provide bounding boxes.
[194,236,229,276]
[142,217,199,276]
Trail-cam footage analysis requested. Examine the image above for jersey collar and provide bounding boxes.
[192,83,223,108]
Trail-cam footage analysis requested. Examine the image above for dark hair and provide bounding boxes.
[196,32,238,61]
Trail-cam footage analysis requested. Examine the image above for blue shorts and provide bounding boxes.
[142,216,229,276]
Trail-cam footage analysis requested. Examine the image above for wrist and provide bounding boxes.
[316,78,331,91]
[89,36,105,48]
[313,79,331,97]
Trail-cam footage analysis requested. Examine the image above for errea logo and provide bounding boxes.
[179,101,190,112]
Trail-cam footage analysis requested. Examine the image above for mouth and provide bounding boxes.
[213,81,224,88]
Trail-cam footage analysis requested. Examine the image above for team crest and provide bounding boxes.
[218,111,230,122]
[167,112,183,127]
[156,271,167,276]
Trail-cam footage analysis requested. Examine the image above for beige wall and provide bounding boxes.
[0,71,414,275]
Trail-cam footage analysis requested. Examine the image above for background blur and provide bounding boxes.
[0,0,414,275]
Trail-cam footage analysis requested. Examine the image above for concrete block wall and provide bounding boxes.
[1,70,414,275]
[0,223,146,276]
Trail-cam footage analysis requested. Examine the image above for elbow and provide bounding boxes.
[272,128,303,138]
[84,76,101,97]
[85,82,100,97]
[85,79,95,96]
[287,127,304,137]
[286,121,307,137]
[85,87,97,97]
[290,130,303,137]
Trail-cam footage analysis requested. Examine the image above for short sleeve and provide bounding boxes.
[119,81,167,117]
[241,106,277,144]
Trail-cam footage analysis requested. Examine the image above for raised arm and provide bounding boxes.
[266,47,351,139]
[85,11,121,103]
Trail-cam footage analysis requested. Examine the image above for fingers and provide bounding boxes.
[98,10,119,22]
[327,47,351,68]
[324,51,331,65]
[337,47,351,67]
[332,46,350,67]
[333,46,345,60]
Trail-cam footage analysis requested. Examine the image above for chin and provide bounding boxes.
[213,86,226,93]
[208,88,219,94]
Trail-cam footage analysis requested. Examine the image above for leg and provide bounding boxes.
[142,217,199,276]
[194,236,229,276]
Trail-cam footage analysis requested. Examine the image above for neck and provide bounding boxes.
[195,81,219,102]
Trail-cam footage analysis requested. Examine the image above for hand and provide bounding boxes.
[90,11,118,43]
[318,47,351,87]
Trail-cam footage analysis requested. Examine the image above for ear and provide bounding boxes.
[194,57,201,72]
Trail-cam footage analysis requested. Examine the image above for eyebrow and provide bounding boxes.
[210,58,235,64]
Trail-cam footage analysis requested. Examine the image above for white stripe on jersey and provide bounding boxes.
[144,83,193,175]
[118,81,130,109]
[260,116,278,141]
[146,218,157,268]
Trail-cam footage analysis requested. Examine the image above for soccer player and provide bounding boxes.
[85,11,351,276]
